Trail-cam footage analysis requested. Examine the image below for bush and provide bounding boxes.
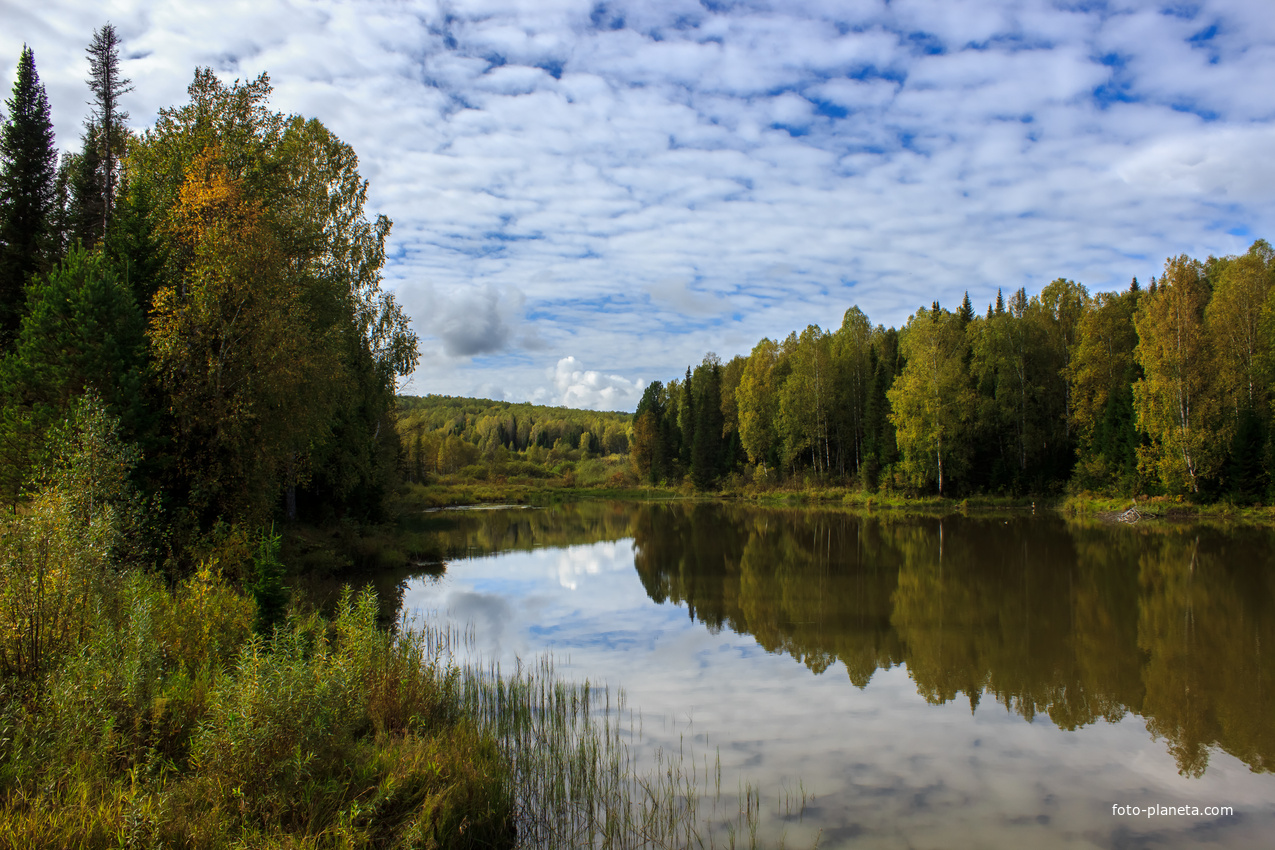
[4,581,511,847]
[0,396,141,682]
[247,526,288,635]
[457,463,489,481]
[187,587,510,841]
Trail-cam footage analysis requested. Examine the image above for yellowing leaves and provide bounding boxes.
[1132,256,1228,494]
[148,149,338,523]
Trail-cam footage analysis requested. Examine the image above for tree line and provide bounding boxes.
[633,245,1275,500]
[397,395,631,479]
[0,29,417,550]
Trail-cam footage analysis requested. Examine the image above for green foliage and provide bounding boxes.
[0,395,141,682]
[0,45,58,342]
[1133,255,1228,494]
[888,306,974,495]
[631,241,1275,501]
[737,338,780,470]
[400,394,635,489]
[1,515,511,849]
[1,246,148,446]
[248,525,288,635]
[690,357,725,490]
[1067,288,1142,491]
[778,327,834,475]
[118,70,417,528]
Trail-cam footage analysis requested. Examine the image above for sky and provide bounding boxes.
[4,1,1275,411]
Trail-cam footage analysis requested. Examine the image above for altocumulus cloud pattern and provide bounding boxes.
[6,0,1275,409]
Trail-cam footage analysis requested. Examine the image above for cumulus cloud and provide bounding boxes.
[551,357,646,411]
[7,0,1275,410]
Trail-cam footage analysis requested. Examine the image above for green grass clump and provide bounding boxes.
[0,575,512,849]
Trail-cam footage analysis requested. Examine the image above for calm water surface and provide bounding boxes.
[400,502,1275,848]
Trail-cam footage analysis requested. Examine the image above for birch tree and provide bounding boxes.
[1133,255,1227,493]
[889,306,974,495]
[736,338,780,471]
[1206,241,1273,413]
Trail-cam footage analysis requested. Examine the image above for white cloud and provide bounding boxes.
[5,0,1275,410]
[1118,125,1275,203]
[551,357,646,411]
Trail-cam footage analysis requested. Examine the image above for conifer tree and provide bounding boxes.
[678,365,695,469]
[691,359,723,490]
[0,46,58,343]
[84,24,133,244]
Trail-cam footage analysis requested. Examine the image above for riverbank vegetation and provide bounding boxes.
[399,248,1275,508]
[0,29,523,848]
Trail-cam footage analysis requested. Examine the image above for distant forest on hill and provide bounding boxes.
[396,395,631,480]
[404,242,1275,501]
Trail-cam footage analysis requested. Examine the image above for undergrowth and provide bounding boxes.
[0,580,511,849]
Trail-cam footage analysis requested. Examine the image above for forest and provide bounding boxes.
[400,245,1275,503]
[0,35,417,539]
[397,395,631,478]
[629,252,1275,501]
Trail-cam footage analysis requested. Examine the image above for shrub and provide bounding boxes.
[247,526,288,635]
[0,396,141,682]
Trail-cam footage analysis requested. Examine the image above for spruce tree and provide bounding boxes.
[0,46,58,344]
[691,363,723,490]
[679,365,695,469]
[66,128,106,249]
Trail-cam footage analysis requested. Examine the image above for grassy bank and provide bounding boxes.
[401,475,1044,517]
[0,574,512,848]
[1058,492,1275,524]
[404,470,1275,526]
[0,570,791,849]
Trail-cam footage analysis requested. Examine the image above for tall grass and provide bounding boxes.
[427,629,814,849]
[1,560,807,848]
[0,578,514,849]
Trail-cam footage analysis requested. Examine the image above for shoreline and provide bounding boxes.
[397,479,1275,525]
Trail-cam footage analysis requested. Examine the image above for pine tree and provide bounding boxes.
[0,46,58,344]
[84,24,133,244]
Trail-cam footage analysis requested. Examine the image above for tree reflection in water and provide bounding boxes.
[414,501,1275,777]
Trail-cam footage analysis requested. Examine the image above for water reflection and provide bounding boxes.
[414,501,1275,779]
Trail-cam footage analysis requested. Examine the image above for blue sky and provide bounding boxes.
[5,1,1275,410]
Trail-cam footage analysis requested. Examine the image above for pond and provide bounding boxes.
[400,501,1275,848]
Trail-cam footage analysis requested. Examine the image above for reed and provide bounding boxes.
[418,622,815,849]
